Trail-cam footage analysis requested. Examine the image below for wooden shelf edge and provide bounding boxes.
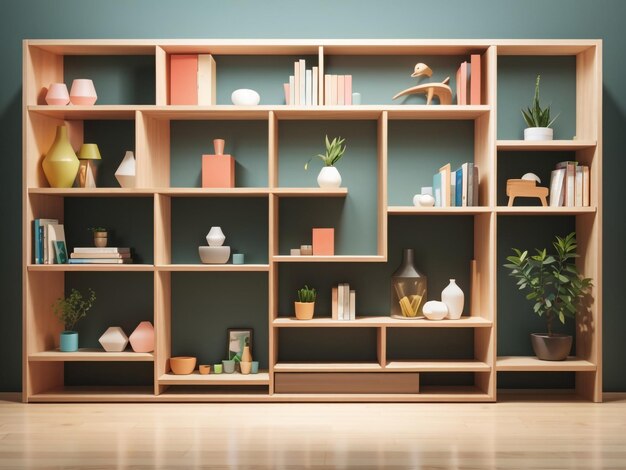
[496,206,597,215]
[28,349,154,362]
[272,316,493,327]
[274,362,383,372]
[272,255,386,263]
[158,372,270,385]
[497,139,597,151]
[386,360,491,372]
[496,356,597,372]
[27,264,155,272]
[156,264,270,272]
[388,206,491,215]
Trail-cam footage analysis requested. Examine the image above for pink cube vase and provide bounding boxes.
[45,83,70,106]
[312,228,335,256]
[202,154,235,188]
[70,79,98,105]
[129,321,154,353]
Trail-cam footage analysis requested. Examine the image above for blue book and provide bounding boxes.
[455,168,463,207]
[433,172,442,207]
[34,219,40,264]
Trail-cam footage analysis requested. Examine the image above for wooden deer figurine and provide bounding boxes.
[393,63,452,105]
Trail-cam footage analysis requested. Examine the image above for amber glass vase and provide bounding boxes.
[390,248,427,319]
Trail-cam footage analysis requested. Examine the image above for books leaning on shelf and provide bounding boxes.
[323,74,352,106]
[433,162,479,207]
[69,247,133,264]
[284,59,320,106]
[455,54,482,105]
[33,218,58,264]
[549,161,590,207]
[170,54,216,105]
[331,283,356,321]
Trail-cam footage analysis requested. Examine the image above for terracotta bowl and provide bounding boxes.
[170,356,196,375]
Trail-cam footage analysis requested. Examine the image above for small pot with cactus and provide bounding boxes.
[503,233,592,361]
[522,74,559,141]
[89,227,108,248]
[295,285,316,320]
[53,288,96,352]
[305,135,346,188]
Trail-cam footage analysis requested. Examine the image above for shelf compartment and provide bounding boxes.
[273,316,492,327]
[274,362,382,372]
[27,264,155,272]
[28,386,155,403]
[496,356,596,372]
[388,206,491,215]
[158,372,269,385]
[28,188,154,197]
[157,264,270,272]
[274,372,420,394]
[496,206,596,215]
[28,349,154,362]
[272,188,348,197]
[496,140,596,151]
[386,360,490,372]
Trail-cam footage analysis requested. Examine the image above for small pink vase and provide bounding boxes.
[129,321,154,353]
[45,83,70,105]
[213,139,225,155]
[70,79,97,105]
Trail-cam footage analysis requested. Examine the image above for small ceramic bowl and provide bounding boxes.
[170,356,196,375]
[423,301,448,321]
[231,88,260,106]
[214,363,223,374]
[199,364,211,375]
[199,246,230,264]
[222,359,235,374]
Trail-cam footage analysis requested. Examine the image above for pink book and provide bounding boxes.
[456,65,462,105]
[294,61,300,106]
[283,83,290,105]
[324,75,331,105]
[345,75,352,105]
[331,75,338,105]
[170,55,198,105]
[470,54,482,105]
[337,75,345,105]
[460,62,468,105]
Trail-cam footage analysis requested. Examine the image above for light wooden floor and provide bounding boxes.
[1,393,625,469]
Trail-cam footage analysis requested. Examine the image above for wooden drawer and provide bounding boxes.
[274,372,419,394]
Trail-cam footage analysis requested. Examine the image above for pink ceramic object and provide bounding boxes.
[45,83,70,105]
[129,321,154,353]
[213,139,225,155]
[70,79,97,105]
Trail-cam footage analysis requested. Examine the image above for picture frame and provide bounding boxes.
[227,328,253,361]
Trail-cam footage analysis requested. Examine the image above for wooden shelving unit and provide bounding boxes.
[22,38,602,403]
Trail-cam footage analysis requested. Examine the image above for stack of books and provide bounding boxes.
[455,54,482,105]
[69,247,133,264]
[33,219,67,264]
[323,74,353,105]
[331,283,356,321]
[433,163,479,207]
[169,54,216,105]
[549,161,590,207]
[283,59,319,106]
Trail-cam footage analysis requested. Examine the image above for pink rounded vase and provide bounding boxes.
[45,83,70,106]
[129,321,154,353]
[70,79,97,105]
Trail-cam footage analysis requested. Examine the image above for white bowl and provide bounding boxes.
[423,301,448,320]
[199,246,231,264]
[231,89,260,106]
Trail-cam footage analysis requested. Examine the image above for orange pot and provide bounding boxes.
[170,356,196,375]
[294,302,315,320]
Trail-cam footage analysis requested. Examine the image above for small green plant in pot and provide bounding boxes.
[521,74,559,141]
[503,232,592,361]
[53,288,96,352]
[295,285,316,320]
[88,226,108,248]
[305,135,346,188]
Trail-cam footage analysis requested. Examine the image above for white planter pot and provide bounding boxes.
[115,151,136,188]
[442,279,465,320]
[317,166,342,188]
[231,89,260,106]
[413,194,435,207]
[206,226,226,246]
[524,127,553,141]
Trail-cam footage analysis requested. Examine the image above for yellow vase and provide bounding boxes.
[42,126,79,188]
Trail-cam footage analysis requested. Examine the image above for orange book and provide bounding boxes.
[470,54,482,105]
[312,228,334,256]
[345,75,352,105]
[460,61,468,105]
[170,55,198,105]
[337,75,345,105]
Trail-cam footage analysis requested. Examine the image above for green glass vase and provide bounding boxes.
[42,126,79,188]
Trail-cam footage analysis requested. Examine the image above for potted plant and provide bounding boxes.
[305,135,346,188]
[295,285,316,320]
[53,288,96,352]
[521,74,559,141]
[503,232,592,361]
[88,227,108,247]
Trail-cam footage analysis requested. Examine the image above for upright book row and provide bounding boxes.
[283,59,319,106]
[550,161,591,207]
[331,283,356,321]
[433,163,480,207]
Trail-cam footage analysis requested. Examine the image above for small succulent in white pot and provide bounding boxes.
[521,75,559,141]
[305,135,346,188]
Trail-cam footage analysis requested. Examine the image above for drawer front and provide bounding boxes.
[274,372,419,394]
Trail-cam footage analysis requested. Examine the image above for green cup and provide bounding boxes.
[214,363,223,374]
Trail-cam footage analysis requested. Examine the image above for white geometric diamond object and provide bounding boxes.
[115,150,136,188]
[98,327,129,352]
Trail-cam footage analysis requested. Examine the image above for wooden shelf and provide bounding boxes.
[272,255,386,263]
[274,362,382,372]
[158,372,270,385]
[28,386,155,403]
[497,139,597,151]
[496,206,597,215]
[27,264,154,272]
[272,187,348,197]
[28,188,154,197]
[156,264,270,272]
[496,356,597,372]
[273,316,492,328]
[385,360,491,372]
[28,349,154,362]
[388,206,491,215]
[160,188,270,197]
[28,105,139,120]
[272,386,491,402]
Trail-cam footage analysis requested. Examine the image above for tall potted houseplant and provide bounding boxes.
[294,285,316,320]
[53,288,96,352]
[305,135,346,188]
[503,232,592,361]
[521,75,559,141]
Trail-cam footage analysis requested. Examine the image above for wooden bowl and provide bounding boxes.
[170,356,196,375]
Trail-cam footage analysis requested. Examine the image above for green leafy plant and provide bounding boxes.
[305,135,346,170]
[87,227,107,233]
[521,75,559,128]
[296,285,317,303]
[53,288,96,331]
[503,232,592,336]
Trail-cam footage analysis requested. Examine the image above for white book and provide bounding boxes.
[39,218,58,264]
[337,284,344,320]
[305,69,312,106]
[582,166,590,206]
[556,162,576,207]
[299,59,306,107]
[461,162,469,207]
[74,247,131,254]
[349,290,356,321]
[289,75,295,106]
[69,258,133,264]
[47,223,66,264]
[550,168,566,207]
[71,252,131,259]
[342,283,350,320]
[197,54,216,105]
[575,166,583,207]
[312,67,318,106]
[294,61,300,106]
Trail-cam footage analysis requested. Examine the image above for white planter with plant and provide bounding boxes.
[522,75,559,141]
[294,285,316,320]
[53,288,96,352]
[305,135,346,188]
[503,233,592,361]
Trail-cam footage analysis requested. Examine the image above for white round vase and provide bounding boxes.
[442,279,464,320]
[524,127,553,141]
[206,226,226,246]
[317,166,342,188]
[423,301,448,321]
[231,89,260,106]
[413,194,435,207]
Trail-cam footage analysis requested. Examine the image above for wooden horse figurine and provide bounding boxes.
[392,63,453,105]
[506,174,549,207]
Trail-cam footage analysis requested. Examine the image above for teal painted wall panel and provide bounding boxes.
[2,0,626,392]
[278,328,377,363]
[83,120,135,188]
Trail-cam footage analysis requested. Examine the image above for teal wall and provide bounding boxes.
[1,0,625,391]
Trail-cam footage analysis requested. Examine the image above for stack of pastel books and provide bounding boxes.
[69,247,133,264]
[283,59,319,106]
[331,283,356,321]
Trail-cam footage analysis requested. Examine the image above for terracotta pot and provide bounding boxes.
[94,232,108,248]
[199,364,211,375]
[170,356,196,375]
[240,361,252,375]
[530,333,572,361]
[295,301,315,320]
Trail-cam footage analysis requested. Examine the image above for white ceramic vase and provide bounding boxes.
[206,226,226,246]
[524,127,553,141]
[413,194,435,207]
[317,166,342,188]
[115,151,136,188]
[442,279,464,319]
[231,89,260,106]
[423,301,448,320]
